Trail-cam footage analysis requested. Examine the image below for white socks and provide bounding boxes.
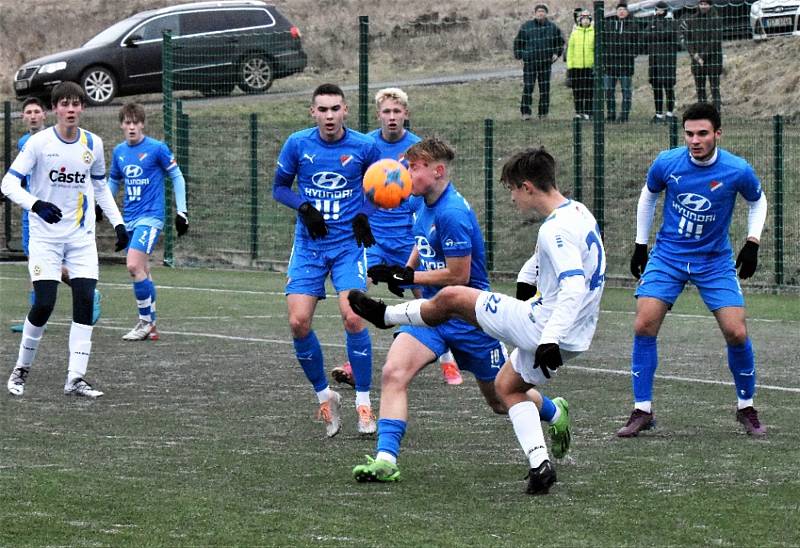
[634,401,652,414]
[17,319,46,368]
[67,322,93,383]
[509,401,549,468]
[384,300,427,326]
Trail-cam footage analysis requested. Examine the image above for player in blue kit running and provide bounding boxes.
[618,102,768,437]
[108,103,188,342]
[272,83,381,437]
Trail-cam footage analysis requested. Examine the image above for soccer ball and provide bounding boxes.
[363,159,413,209]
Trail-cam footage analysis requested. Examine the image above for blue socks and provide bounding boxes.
[539,395,557,422]
[133,279,153,321]
[631,334,658,402]
[294,331,327,392]
[346,328,372,392]
[728,338,756,400]
[376,418,407,459]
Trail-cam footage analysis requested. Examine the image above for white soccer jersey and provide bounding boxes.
[1,126,119,244]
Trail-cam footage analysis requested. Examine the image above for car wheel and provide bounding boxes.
[81,66,117,106]
[239,55,274,93]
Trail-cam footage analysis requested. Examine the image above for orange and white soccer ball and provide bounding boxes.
[363,159,413,209]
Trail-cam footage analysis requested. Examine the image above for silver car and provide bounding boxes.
[751,0,800,39]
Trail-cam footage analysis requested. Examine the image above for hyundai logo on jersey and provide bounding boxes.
[677,192,711,212]
[124,165,144,178]
[311,171,348,190]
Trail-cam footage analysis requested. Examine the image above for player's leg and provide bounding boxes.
[353,333,435,482]
[349,285,483,329]
[122,226,160,341]
[438,348,463,385]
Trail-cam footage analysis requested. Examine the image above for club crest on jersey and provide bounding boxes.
[33,265,41,276]
[709,180,723,192]
[340,154,352,166]
[138,153,148,161]
[82,151,93,164]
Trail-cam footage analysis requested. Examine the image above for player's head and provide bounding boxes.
[311,83,347,143]
[501,147,559,218]
[21,97,46,133]
[50,82,86,109]
[50,82,86,130]
[119,103,147,145]
[375,87,409,143]
[405,137,455,197]
[682,102,721,161]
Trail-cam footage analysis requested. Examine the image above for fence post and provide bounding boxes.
[573,117,583,203]
[358,16,369,134]
[773,115,784,286]
[250,113,259,261]
[176,101,190,208]
[668,115,679,149]
[593,0,605,235]
[162,30,175,267]
[484,119,494,271]
[3,101,11,250]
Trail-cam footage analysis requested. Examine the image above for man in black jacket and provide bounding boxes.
[646,2,679,123]
[683,0,723,111]
[603,2,639,123]
[513,4,565,120]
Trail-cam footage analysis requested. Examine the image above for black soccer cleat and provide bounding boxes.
[525,460,557,495]
[348,290,391,329]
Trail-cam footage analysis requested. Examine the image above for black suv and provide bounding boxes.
[13,1,307,106]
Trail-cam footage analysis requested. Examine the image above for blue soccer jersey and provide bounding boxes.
[274,127,380,248]
[109,136,186,230]
[413,182,490,299]
[366,129,421,245]
[646,147,762,259]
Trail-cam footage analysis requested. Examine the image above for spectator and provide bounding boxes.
[566,9,595,120]
[603,2,639,123]
[513,4,565,120]
[683,0,723,112]
[646,2,679,123]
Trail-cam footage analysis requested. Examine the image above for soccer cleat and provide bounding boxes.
[548,397,571,459]
[525,460,557,495]
[736,406,766,437]
[10,324,24,333]
[63,378,103,399]
[331,362,355,388]
[440,361,463,385]
[357,404,377,434]
[616,408,656,438]
[122,319,155,341]
[347,290,391,329]
[147,325,160,341]
[7,367,30,396]
[353,455,401,483]
[91,289,102,325]
[316,390,342,438]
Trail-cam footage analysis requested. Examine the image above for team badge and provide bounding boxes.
[138,153,148,161]
[82,151,93,164]
[340,154,352,166]
[33,265,41,276]
[709,180,723,192]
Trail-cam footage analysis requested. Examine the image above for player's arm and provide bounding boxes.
[414,254,471,287]
[631,161,664,278]
[735,169,768,279]
[93,176,123,227]
[539,232,587,347]
[516,252,538,300]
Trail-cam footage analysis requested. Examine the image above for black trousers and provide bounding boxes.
[521,61,553,116]
[571,68,594,116]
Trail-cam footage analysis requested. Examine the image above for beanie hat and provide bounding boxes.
[534,4,549,12]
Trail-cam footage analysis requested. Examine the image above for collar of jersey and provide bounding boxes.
[688,147,719,167]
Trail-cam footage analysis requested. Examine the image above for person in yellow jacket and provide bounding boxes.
[565,9,595,120]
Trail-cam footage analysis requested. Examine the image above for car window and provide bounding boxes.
[180,11,229,35]
[222,8,276,30]
[83,16,148,47]
[138,14,180,41]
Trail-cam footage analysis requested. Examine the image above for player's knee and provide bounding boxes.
[70,278,96,325]
[722,325,748,346]
[126,262,145,279]
[380,360,411,389]
[633,317,660,337]
[29,280,59,326]
[342,312,364,333]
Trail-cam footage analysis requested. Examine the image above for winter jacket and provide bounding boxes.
[567,24,595,69]
[646,14,678,81]
[514,19,565,64]
[682,6,724,75]
[603,15,640,76]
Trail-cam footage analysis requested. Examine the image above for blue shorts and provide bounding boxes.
[397,319,505,382]
[21,210,29,256]
[127,225,162,255]
[287,241,367,298]
[366,239,414,270]
[635,250,744,311]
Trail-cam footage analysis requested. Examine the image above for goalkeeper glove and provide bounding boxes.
[31,200,62,224]
[368,264,414,297]
[114,224,129,251]
[534,343,563,380]
[175,212,189,237]
[516,282,537,301]
[298,202,327,239]
[95,204,103,222]
[735,240,759,279]
[630,243,649,280]
[352,213,375,248]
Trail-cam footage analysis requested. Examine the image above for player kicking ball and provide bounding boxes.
[350,147,605,494]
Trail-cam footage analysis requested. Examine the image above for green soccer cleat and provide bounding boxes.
[352,455,400,483]
[548,397,571,459]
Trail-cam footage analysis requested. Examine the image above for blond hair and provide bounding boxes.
[374,87,409,110]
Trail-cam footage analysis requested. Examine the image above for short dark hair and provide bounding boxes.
[534,4,548,13]
[682,102,721,131]
[405,137,455,164]
[22,97,46,111]
[312,83,345,103]
[50,82,86,108]
[500,146,557,192]
[119,103,146,124]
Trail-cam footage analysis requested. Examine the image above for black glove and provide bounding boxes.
[735,240,759,280]
[516,282,537,301]
[114,224,129,252]
[369,264,414,297]
[31,200,63,224]
[630,243,649,279]
[352,213,375,248]
[175,212,189,237]
[534,343,563,380]
[298,202,327,239]
[95,204,103,222]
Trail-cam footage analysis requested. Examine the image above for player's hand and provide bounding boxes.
[534,343,563,379]
[175,212,189,237]
[114,224,129,252]
[735,240,759,279]
[369,264,414,297]
[95,204,103,222]
[298,202,327,239]
[31,200,62,224]
[630,243,649,279]
[352,213,375,248]
[516,282,537,301]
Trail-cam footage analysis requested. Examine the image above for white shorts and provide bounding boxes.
[28,238,99,282]
[474,291,581,386]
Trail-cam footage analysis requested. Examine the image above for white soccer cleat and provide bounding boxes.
[63,378,104,399]
[357,404,377,434]
[7,367,29,396]
[317,390,342,438]
[122,319,155,341]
